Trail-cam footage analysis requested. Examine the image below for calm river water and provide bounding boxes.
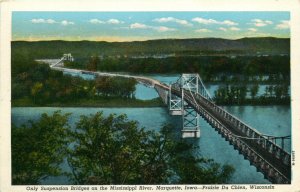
[11,74,291,184]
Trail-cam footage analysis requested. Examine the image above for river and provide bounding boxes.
[11,74,291,184]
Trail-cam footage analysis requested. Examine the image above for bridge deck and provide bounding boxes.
[168,86,291,183]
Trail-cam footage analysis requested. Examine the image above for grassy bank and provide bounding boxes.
[12,97,165,108]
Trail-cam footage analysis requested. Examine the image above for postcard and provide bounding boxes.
[0,0,299,191]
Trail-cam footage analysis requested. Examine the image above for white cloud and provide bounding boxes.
[130,23,149,29]
[219,27,227,31]
[31,18,56,24]
[31,18,44,23]
[130,23,176,32]
[153,17,192,26]
[222,20,238,26]
[31,18,75,26]
[89,18,124,24]
[107,19,124,24]
[61,20,74,26]
[248,28,257,32]
[275,20,290,29]
[89,19,105,24]
[192,17,218,25]
[192,17,238,26]
[265,20,273,24]
[46,19,56,24]
[229,27,240,31]
[195,28,211,33]
[154,26,176,32]
[250,19,273,27]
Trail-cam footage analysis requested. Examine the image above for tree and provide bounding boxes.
[87,56,100,71]
[67,112,235,184]
[250,84,259,99]
[95,76,136,98]
[274,85,283,99]
[12,111,71,184]
[31,82,43,104]
[67,112,167,184]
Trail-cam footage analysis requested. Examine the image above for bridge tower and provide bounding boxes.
[63,53,74,62]
[180,74,200,138]
[169,84,182,115]
[169,74,210,138]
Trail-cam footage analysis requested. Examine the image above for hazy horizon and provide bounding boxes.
[11,36,290,43]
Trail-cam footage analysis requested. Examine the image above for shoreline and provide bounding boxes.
[11,97,166,108]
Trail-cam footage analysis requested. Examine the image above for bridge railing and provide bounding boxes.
[186,93,290,183]
[172,86,291,167]
[197,92,291,166]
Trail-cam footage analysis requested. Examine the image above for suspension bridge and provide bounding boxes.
[38,54,291,184]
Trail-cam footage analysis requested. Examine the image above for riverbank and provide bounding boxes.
[12,97,165,108]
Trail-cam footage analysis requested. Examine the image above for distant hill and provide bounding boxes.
[12,37,290,59]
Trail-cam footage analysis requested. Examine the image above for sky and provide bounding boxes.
[12,12,290,42]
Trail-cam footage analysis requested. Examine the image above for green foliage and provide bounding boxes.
[214,85,247,105]
[87,56,100,71]
[214,84,290,105]
[95,76,136,98]
[250,84,259,99]
[12,63,95,104]
[12,111,71,184]
[12,39,290,84]
[11,52,138,106]
[67,113,235,184]
[67,112,160,184]
[12,38,289,59]
[12,111,235,185]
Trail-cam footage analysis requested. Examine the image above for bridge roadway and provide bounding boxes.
[49,65,290,184]
[169,86,291,184]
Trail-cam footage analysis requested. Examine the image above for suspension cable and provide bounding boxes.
[183,80,290,141]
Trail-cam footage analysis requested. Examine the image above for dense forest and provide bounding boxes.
[65,55,290,83]
[12,111,235,184]
[12,37,290,106]
[12,37,289,58]
[12,54,139,106]
[64,54,290,105]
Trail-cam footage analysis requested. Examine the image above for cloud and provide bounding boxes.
[192,17,238,26]
[154,26,176,32]
[31,18,74,26]
[195,28,211,33]
[250,19,273,27]
[130,22,176,32]
[61,20,75,26]
[222,20,238,26]
[153,17,192,26]
[130,23,149,29]
[229,27,240,31]
[89,18,124,24]
[192,17,218,25]
[275,20,290,29]
[89,19,105,24]
[219,27,227,31]
[107,19,124,24]
[248,28,257,32]
[31,18,56,24]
